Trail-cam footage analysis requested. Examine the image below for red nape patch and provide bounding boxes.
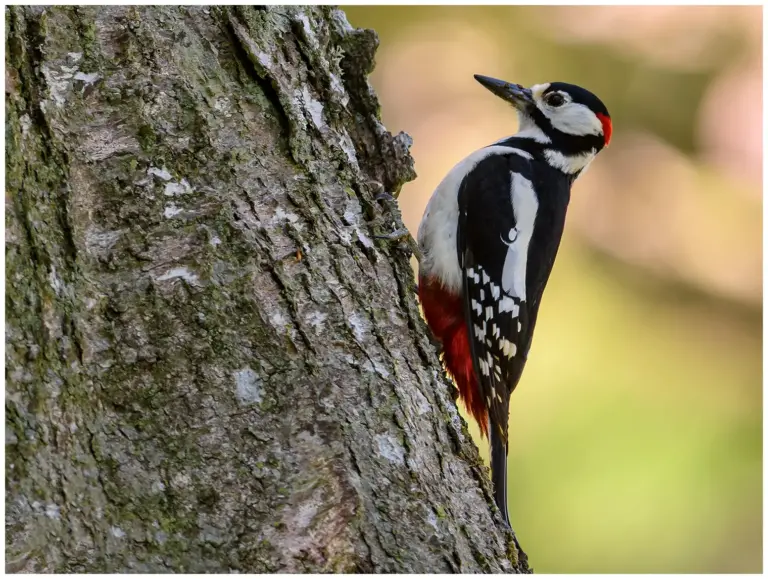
[596,112,612,146]
[418,276,489,438]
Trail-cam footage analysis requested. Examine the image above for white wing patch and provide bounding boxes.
[500,172,539,301]
[544,102,603,138]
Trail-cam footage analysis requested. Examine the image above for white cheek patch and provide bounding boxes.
[545,102,603,137]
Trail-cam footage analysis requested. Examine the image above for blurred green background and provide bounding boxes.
[344,6,762,573]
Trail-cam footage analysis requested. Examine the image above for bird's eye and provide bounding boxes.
[545,92,566,107]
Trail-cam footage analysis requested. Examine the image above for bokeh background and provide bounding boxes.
[344,6,762,573]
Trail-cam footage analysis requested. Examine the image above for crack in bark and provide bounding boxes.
[227,15,291,142]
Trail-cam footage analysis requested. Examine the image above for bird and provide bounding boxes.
[416,75,611,528]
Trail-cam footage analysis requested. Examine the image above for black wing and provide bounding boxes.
[457,152,538,443]
[458,150,571,526]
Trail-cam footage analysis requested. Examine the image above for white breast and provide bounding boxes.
[417,145,531,292]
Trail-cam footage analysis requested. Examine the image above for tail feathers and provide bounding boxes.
[490,427,510,526]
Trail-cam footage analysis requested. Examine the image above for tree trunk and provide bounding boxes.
[5,5,529,573]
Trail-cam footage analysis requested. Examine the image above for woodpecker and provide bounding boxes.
[417,75,611,527]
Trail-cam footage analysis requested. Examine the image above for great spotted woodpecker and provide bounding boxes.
[417,75,611,527]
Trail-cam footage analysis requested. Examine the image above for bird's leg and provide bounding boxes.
[375,223,410,241]
[372,189,403,236]
[367,184,422,260]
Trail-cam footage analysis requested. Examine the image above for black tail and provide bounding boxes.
[490,428,510,526]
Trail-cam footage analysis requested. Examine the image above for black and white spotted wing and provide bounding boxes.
[457,152,537,443]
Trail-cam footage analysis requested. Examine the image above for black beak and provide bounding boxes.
[474,74,533,110]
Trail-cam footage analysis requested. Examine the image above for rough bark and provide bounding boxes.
[5,5,529,573]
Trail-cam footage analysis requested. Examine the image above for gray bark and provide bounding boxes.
[5,5,529,573]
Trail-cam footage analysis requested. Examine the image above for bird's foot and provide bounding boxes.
[374,191,397,204]
[375,227,410,241]
[365,185,422,259]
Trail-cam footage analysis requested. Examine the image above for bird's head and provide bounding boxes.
[474,74,612,174]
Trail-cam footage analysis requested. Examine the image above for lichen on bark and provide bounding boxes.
[5,5,529,573]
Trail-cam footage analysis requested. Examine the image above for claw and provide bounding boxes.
[375,228,422,262]
[375,228,410,241]
[375,191,397,203]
